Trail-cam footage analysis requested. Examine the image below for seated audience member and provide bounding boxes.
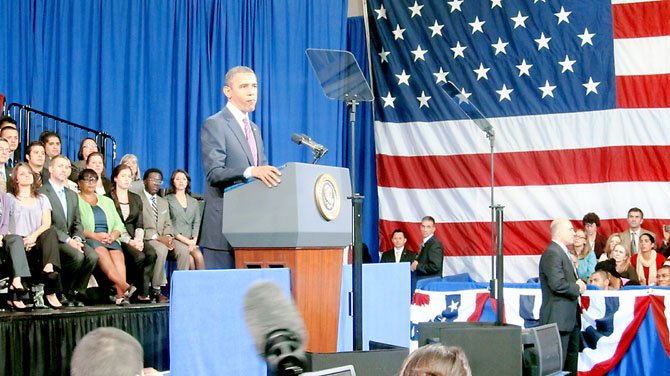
[599,233,622,262]
[611,244,639,283]
[77,169,131,306]
[86,152,112,196]
[140,168,189,302]
[70,137,99,181]
[166,169,204,270]
[657,265,670,287]
[665,258,670,267]
[0,137,12,192]
[594,259,638,290]
[659,224,670,257]
[583,212,607,259]
[631,233,665,285]
[9,163,63,308]
[25,141,49,186]
[39,131,62,163]
[398,344,472,376]
[0,115,16,129]
[70,327,159,376]
[0,190,30,310]
[588,270,610,290]
[1,126,20,168]
[40,156,99,307]
[619,207,655,255]
[572,229,596,281]
[119,153,144,194]
[380,228,417,263]
[111,164,156,303]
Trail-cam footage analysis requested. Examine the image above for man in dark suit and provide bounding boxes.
[0,137,11,192]
[380,229,416,263]
[40,155,99,306]
[411,216,444,280]
[199,66,281,269]
[539,218,586,375]
[0,125,19,168]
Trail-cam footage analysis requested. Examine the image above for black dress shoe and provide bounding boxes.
[60,296,75,308]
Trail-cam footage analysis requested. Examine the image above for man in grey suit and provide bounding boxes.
[199,66,281,269]
[141,168,189,302]
[539,218,586,375]
[618,207,655,255]
[40,155,99,306]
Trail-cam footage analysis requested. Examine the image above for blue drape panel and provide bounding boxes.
[0,2,385,255]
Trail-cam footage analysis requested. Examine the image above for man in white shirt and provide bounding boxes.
[380,229,416,263]
[619,207,655,254]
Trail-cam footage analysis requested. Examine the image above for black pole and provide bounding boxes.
[494,205,505,325]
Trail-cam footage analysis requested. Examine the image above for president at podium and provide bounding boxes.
[199,66,282,269]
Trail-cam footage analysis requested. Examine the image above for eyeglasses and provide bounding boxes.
[147,178,163,184]
[80,177,98,183]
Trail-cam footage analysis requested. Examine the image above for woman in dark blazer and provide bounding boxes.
[110,164,156,302]
[166,169,204,270]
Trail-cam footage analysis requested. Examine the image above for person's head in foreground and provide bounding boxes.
[657,265,670,287]
[398,344,472,376]
[70,327,143,376]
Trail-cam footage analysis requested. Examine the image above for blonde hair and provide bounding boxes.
[398,345,472,376]
[604,233,622,259]
[613,244,632,274]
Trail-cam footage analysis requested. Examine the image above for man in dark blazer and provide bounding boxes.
[0,137,12,192]
[380,229,416,263]
[539,218,586,375]
[199,66,281,269]
[411,216,444,279]
[40,155,99,306]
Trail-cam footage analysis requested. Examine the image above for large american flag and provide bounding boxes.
[366,0,670,282]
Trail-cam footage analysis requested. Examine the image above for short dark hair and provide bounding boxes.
[0,115,17,127]
[0,125,18,136]
[421,216,436,224]
[627,207,644,218]
[25,140,45,157]
[143,168,163,180]
[640,232,655,244]
[70,327,143,376]
[582,212,601,227]
[391,229,406,239]
[39,130,61,144]
[78,168,98,182]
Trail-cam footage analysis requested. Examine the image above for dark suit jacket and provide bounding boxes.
[380,248,417,263]
[539,241,581,332]
[586,233,607,260]
[415,236,443,278]
[39,181,86,242]
[199,105,268,250]
[111,190,144,237]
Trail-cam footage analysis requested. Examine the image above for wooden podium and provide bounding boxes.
[225,163,352,353]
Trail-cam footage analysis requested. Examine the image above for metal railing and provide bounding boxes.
[5,103,117,169]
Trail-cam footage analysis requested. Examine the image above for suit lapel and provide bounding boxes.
[45,182,68,223]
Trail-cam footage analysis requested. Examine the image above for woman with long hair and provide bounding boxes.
[9,163,63,309]
[572,229,596,281]
[77,168,131,305]
[70,137,99,181]
[631,233,666,285]
[86,152,112,196]
[610,244,639,284]
[119,154,143,194]
[110,164,156,302]
[166,169,204,270]
[599,233,622,262]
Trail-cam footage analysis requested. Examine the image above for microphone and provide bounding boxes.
[291,133,327,154]
[243,280,307,376]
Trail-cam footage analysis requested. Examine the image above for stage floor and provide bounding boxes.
[0,303,169,376]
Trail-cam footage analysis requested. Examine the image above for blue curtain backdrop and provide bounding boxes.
[0,1,381,257]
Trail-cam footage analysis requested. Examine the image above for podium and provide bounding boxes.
[224,162,352,352]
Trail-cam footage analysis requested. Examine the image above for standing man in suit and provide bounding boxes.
[0,138,11,192]
[381,229,416,263]
[618,207,655,255]
[141,168,189,302]
[40,155,99,306]
[539,218,586,375]
[411,216,444,283]
[200,66,281,269]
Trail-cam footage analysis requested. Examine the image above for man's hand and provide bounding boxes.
[129,238,144,251]
[67,238,85,253]
[576,279,586,294]
[157,235,175,250]
[411,260,418,272]
[251,166,282,187]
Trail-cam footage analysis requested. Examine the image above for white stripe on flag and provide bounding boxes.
[614,36,670,76]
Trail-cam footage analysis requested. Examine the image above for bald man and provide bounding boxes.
[539,218,586,375]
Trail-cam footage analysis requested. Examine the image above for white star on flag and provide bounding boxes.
[558,55,576,73]
[492,37,509,55]
[408,1,424,18]
[496,84,514,102]
[578,28,595,46]
[539,80,556,98]
[433,67,449,84]
[381,92,396,108]
[429,20,444,37]
[448,299,459,312]
[511,11,528,29]
[516,59,533,77]
[451,41,467,59]
[582,77,600,95]
[417,91,431,108]
[374,4,387,20]
[392,24,406,40]
[411,45,428,61]
[491,0,503,9]
[534,32,551,50]
[378,48,390,63]
[448,0,464,13]
[469,16,485,34]
[396,70,411,86]
[474,63,490,80]
[554,6,572,24]
[455,87,472,104]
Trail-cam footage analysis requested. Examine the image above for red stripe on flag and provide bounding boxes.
[616,74,670,108]
[377,145,670,189]
[649,295,670,358]
[379,219,670,256]
[612,0,670,39]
